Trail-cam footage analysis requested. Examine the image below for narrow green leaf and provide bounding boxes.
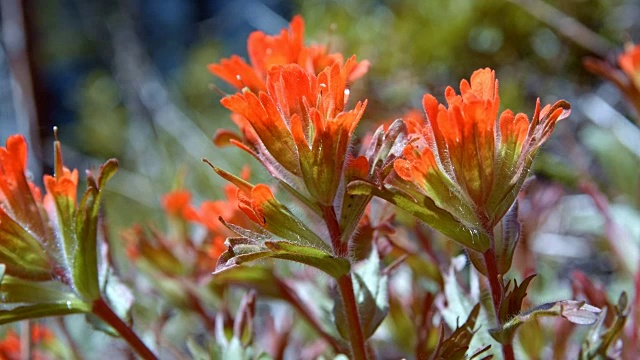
[73,159,118,301]
[0,276,80,304]
[0,302,89,325]
[265,241,350,278]
[348,181,490,252]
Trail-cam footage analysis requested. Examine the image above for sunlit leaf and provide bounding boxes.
[490,300,601,344]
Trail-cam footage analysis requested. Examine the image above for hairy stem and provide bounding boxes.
[336,274,368,360]
[322,205,368,360]
[92,298,158,360]
[483,246,515,360]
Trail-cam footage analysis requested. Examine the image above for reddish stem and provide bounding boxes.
[482,248,515,360]
[336,274,368,360]
[321,204,368,360]
[92,298,158,360]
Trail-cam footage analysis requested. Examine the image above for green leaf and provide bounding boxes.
[348,181,490,252]
[0,276,82,305]
[215,238,350,279]
[215,170,332,253]
[0,302,89,324]
[490,300,601,344]
[265,241,350,278]
[73,159,118,301]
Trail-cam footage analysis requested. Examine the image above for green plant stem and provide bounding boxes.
[482,248,515,360]
[92,298,158,360]
[321,204,368,360]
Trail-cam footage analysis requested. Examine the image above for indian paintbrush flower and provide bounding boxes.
[350,68,570,253]
[208,15,369,93]
[220,59,367,207]
[619,43,640,92]
[584,42,640,119]
[0,133,118,321]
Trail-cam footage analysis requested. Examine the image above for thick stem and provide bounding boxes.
[482,248,502,317]
[321,204,368,360]
[483,247,515,360]
[92,298,158,360]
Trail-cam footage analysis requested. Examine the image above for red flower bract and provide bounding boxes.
[220,58,367,205]
[619,43,640,90]
[208,15,369,93]
[389,68,570,248]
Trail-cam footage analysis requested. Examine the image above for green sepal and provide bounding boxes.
[72,159,118,301]
[340,119,407,243]
[0,272,90,324]
[0,208,52,280]
[348,180,490,252]
[214,169,331,253]
[490,300,601,344]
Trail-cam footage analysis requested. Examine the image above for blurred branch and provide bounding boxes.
[507,0,613,57]
[579,94,640,158]
[0,0,41,175]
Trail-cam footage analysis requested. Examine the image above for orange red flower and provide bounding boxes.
[619,43,640,91]
[0,135,58,280]
[208,15,369,93]
[393,68,570,236]
[220,59,367,205]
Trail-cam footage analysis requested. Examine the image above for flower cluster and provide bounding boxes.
[208,15,369,93]
[0,133,118,324]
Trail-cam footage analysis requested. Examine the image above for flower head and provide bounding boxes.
[0,135,54,280]
[352,68,569,251]
[0,133,118,324]
[396,68,569,227]
[220,58,367,205]
[208,16,369,93]
[124,169,254,277]
[619,43,640,91]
